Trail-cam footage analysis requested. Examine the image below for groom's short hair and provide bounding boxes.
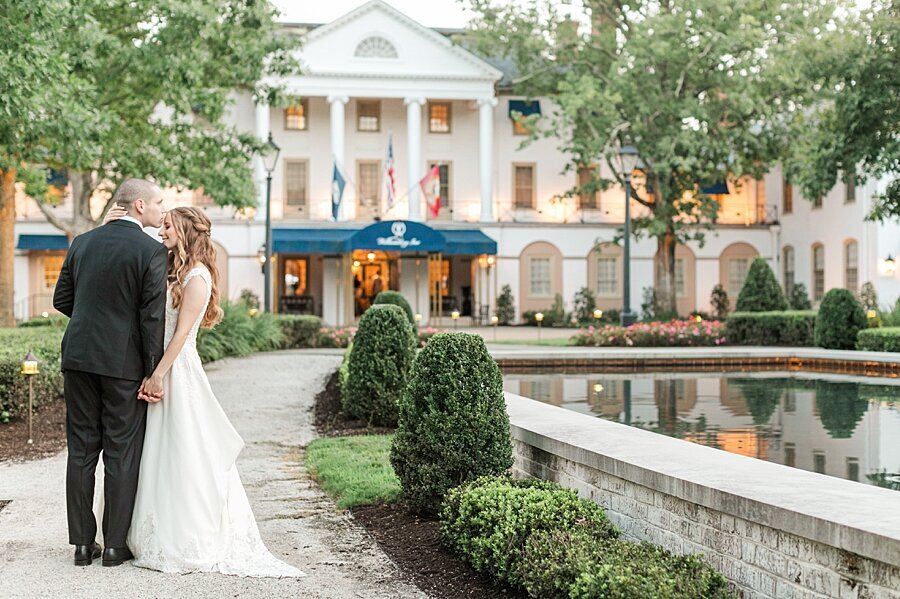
[112,178,161,211]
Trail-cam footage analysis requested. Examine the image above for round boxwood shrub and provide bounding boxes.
[735,257,788,312]
[390,333,513,515]
[372,290,416,330]
[440,476,619,587]
[814,288,867,349]
[344,304,415,426]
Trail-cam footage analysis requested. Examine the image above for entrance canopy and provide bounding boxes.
[16,234,69,251]
[273,220,497,255]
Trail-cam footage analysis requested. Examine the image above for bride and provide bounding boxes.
[105,205,305,578]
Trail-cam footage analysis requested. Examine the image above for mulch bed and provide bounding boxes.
[314,369,527,599]
[0,400,67,463]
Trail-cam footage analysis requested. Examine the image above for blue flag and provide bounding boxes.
[331,163,346,221]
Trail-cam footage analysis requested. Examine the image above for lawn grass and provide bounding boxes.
[305,434,400,509]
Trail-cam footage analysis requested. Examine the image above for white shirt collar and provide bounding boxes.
[118,215,143,228]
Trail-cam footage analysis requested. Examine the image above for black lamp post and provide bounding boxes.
[262,132,281,313]
[618,144,639,326]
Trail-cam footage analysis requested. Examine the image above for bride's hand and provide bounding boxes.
[103,204,127,225]
[139,375,164,403]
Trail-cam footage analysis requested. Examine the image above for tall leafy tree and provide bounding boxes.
[784,0,898,220]
[25,0,301,239]
[0,1,100,326]
[462,0,837,312]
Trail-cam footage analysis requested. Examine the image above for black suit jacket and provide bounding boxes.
[53,219,167,381]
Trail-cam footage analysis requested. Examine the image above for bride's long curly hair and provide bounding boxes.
[166,207,224,328]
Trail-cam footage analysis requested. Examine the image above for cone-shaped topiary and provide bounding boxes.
[344,304,416,426]
[814,288,867,349]
[373,290,416,330]
[815,381,869,439]
[390,333,513,515]
[735,257,788,312]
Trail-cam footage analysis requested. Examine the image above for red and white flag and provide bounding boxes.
[419,165,441,218]
[383,134,397,212]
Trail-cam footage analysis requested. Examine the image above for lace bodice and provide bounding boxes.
[164,266,212,351]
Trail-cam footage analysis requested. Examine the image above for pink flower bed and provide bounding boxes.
[570,319,727,347]
[317,326,357,348]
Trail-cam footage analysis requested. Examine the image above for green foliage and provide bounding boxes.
[725,311,817,346]
[275,314,321,349]
[641,286,678,322]
[338,343,352,407]
[879,299,900,327]
[787,283,813,310]
[0,327,65,424]
[239,289,260,310]
[814,289,867,349]
[305,434,401,509]
[17,315,70,328]
[735,258,788,312]
[815,382,868,439]
[440,476,619,587]
[391,333,512,515]
[196,300,285,363]
[857,327,900,352]
[523,530,732,599]
[344,305,415,427]
[858,282,879,312]
[731,378,783,425]
[572,287,596,324]
[495,284,515,325]
[710,285,730,320]
[523,294,570,327]
[372,290,416,331]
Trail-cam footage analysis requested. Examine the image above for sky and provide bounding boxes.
[270,0,471,28]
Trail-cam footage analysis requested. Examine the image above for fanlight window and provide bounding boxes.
[354,36,398,58]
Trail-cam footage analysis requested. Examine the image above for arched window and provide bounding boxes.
[719,242,759,307]
[519,241,562,314]
[844,240,858,293]
[354,36,398,58]
[812,243,825,302]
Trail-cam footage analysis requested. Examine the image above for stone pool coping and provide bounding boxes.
[504,391,900,568]
[489,345,900,377]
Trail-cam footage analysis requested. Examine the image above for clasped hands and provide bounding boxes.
[139,375,164,403]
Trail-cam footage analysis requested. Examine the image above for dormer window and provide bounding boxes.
[354,36,398,58]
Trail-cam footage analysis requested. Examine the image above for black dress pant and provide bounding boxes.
[64,370,146,548]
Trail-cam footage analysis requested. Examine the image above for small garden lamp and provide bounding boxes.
[257,244,267,274]
[414,313,422,323]
[451,310,460,329]
[20,352,39,445]
[867,309,877,320]
[535,311,544,340]
[491,315,499,340]
[262,133,280,314]
[695,314,703,323]
[593,383,604,394]
[882,254,896,277]
[593,308,603,322]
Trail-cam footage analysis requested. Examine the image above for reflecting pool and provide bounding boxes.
[503,372,900,490]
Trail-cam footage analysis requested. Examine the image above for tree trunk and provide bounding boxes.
[655,227,678,315]
[67,169,98,240]
[0,168,17,327]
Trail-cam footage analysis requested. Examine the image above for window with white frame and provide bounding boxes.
[285,100,308,131]
[727,258,750,298]
[284,160,308,213]
[783,246,795,294]
[357,100,380,132]
[529,257,552,297]
[428,102,451,133]
[596,257,618,297]
[845,241,858,293]
[813,244,825,301]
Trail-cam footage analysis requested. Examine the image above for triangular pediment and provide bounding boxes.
[297,0,502,83]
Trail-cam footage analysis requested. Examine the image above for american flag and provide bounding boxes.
[384,134,397,212]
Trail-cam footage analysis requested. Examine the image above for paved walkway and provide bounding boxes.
[0,352,426,599]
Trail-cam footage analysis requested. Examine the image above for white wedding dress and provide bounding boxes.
[125,265,305,577]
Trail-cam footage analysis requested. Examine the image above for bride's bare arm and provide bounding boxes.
[140,277,208,402]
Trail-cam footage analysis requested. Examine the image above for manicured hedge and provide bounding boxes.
[391,333,512,515]
[372,290,416,330]
[725,311,816,346]
[275,314,322,348]
[857,327,900,352]
[815,289,867,350]
[17,314,70,328]
[0,327,65,423]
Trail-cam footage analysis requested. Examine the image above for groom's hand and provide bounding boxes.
[139,376,164,403]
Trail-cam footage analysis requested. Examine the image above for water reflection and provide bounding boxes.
[505,373,900,490]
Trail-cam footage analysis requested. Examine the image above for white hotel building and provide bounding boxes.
[12,0,900,325]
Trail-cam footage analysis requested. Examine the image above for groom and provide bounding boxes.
[53,178,167,567]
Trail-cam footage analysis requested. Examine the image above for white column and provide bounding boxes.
[478,97,497,223]
[253,101,270,222]
[328,95,349,220]
[404,97,426,222]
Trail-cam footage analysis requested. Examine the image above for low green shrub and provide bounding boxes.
[857,327,900,352]
[787,283,813,310]
[275,314,322,348]
[17,314,70,328]
[735,257,788,312]
[815,289,867,350]
[0,327,65,423]
[725,311,817,346]
[344,305,415,426]
[391,333,512,515]
[522,530,732,599]
[372,290,416,330]
[196,301,285,363]
[338,343,352,406]
[440,476,619,587]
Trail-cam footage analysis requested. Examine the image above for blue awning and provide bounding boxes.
[272,228,355,254]
[508,100,541,119]
[352,220,445,253]
[439,229,498,255]
[701,181,730,195]
[16,234,69,251]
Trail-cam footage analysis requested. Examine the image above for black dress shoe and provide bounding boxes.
[102,546,134,567]
[74,542,101,566]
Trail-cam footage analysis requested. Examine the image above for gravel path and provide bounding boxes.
[0,350,427,599]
